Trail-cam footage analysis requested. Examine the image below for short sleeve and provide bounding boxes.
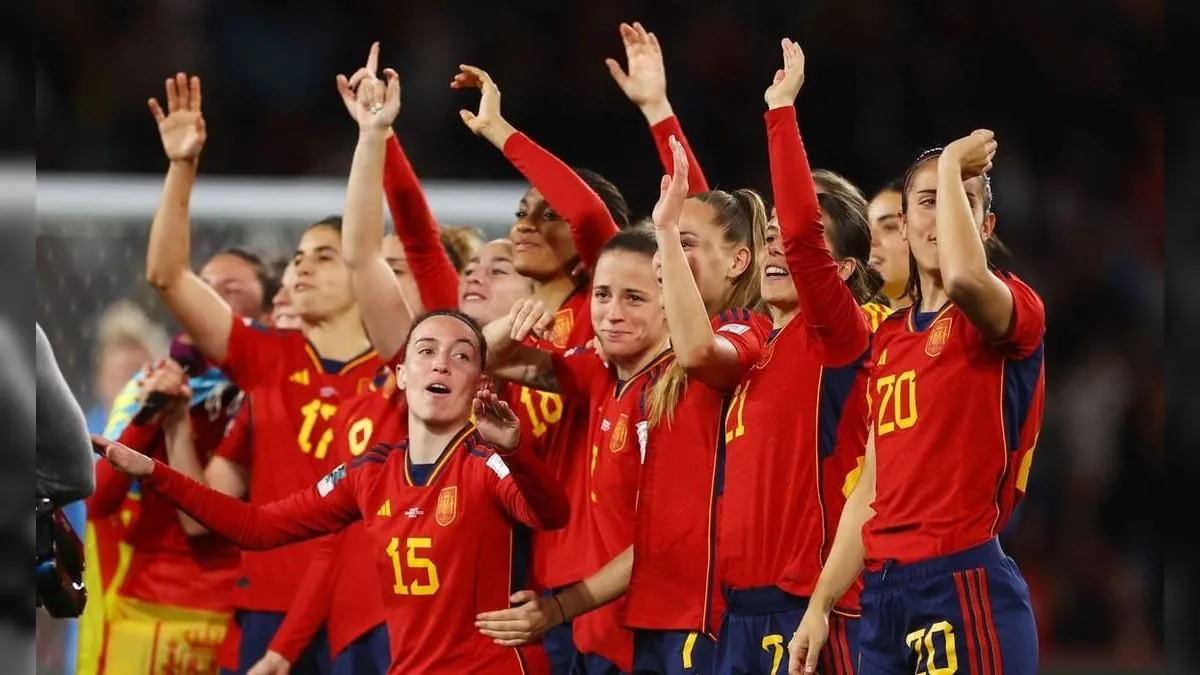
[549,346,607,400]
[711,309,771,373]
[213,398,252,467]
[994,273,1046,359]
[221,316,287,387]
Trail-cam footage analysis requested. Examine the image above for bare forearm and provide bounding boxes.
[936,161,989,293]
[810,480,873,613]
[640,100,674,126]
[146,160,198,288]
[343,131,389,267]
[162,420,210,536]
[656,229,715,367]
[556,545,632,620]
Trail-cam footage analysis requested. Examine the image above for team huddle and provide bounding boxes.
[88,22,1045,675]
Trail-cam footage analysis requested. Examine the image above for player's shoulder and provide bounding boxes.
[348,441,402,472]
[859,302,895,333]
[462,431,514,480]
[712,307,772,333]
[992,268,1042,298]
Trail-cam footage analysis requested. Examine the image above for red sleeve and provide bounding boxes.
[711,310,772,376]
[993,273,1046,358]
[212,398,252,468]
[220,318,286,388]
[267,533,338,661]
[549,347,606,400]
[502,133,619,270]
[649,115,709,195]
[765,106,869,366]
[88,423,161,518]
[486,447,570,531]
[141,459,362,549]
[384,135,461,312]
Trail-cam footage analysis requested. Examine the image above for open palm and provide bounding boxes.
[148,72,207,161]
[764,39,806,109]
[605,22,667,107]
[473,386,521,452]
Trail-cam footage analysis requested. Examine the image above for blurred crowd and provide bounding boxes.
[36,0,1161,668]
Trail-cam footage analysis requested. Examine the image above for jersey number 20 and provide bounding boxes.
[875,370,918,436]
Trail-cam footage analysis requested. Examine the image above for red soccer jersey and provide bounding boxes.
[217,318,385,612]
[625,310,772,635]
[863,272,1046,566]
[717,105,873,599]
[270,384,408,659]
[144,424,570,675]
[90,388,243,613]
[551,346,673,671]
[525,287,596,590]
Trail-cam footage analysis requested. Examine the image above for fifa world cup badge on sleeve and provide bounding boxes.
[317,464,347,497]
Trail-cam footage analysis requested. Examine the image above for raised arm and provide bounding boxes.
[338,63,414,362]
[94,437,361,549]
[455,65,619,270]
[34,323,94,503]
[605,22,710,194]
[143,74,236,364]
[652,138,750,390]
[935,130,1017,341]
[764,40,868,364]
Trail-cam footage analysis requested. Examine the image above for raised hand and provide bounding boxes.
[90,434,155,478]
[941,129,998,179]
[147,72,206,161]
[605,22,668,111]
[651,135,690,230]
[472,383,521,452]
[336,41,381,122]
[140,358,193,426]
[350,68,401,132]
[507,298,554,343]
[451,65,512,145]
[475,589,563,646]
[764,38,806,110]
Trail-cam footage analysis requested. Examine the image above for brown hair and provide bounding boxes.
[646,188,768,427]
[812,168,868,209]
[439,225,484,273]
[818,192,885,305]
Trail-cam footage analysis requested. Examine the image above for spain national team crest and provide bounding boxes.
[435,486,457,527]
[610,413,628,453]
[925,316,953,358]
[755,339,776,369]
[551,309,574,349]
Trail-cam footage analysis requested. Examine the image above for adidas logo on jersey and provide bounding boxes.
[376,500,391,517]
[288,369,310,386]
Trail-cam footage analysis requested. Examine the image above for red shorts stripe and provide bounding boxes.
[972,569,1004,673]
[952,571,982,675]
[965,569,995,674]
[837,616,854,674]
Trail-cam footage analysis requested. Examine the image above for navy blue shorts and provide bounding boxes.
[631,629,715,675]
[859,538,1038,674]
[714,586,860,675]
[235,610,332,675]
[332,624,389,675]
[543,587,579,675]
[571,651,626,675]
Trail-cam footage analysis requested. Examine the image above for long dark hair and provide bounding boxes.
[817,192,885,305]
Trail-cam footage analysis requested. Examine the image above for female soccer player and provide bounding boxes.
[453,62,629,670]
[867,180,914,309]
[713,39,880,675]
[95,308,572,675]
[480,228,672,673]
[788,132,1045,675]
[143,72,385,673]
[478,140,771,675]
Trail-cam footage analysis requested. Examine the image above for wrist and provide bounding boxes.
[168,157,198,169]
[358,127,391,144]
[640,100,674,126]
[765,99,794,111]
[485,119,518,150]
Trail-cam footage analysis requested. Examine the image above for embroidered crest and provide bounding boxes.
[925,316,953,358]
[610,413,629,452]
[436,486,458,527]
[551,309,575,348]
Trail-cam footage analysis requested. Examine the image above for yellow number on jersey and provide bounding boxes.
[724,382,749,443]
[875,369,917,436]
[386,536,440,596]
[298,399,338,459]
[590,445,599,503]
[518,387,564,438]
[347,418,375,456]
[761,634,785,675]
[905,621,958,674]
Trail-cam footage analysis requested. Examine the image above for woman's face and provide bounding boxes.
[459,240,533,325]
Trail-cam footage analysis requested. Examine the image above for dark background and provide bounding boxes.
[35,0,1163,669]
